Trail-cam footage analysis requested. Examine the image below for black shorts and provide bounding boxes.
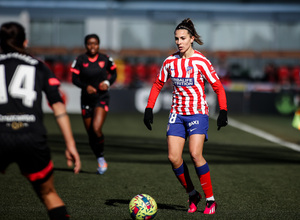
[0,133,53,184]
[81,93,110,118]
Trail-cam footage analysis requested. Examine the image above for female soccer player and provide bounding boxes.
[71,34,117,174]
[0,22,81,219]
[144,18,228,214]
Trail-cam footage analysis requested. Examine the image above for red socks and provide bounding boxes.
[173,162,194,193]
[195,163,213,198]
[173,162,214,199]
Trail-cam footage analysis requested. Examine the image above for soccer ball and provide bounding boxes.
[129,194,157,220]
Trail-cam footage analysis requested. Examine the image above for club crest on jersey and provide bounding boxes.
[186,66,193,74]
[83,63,89,68]
[172,77,194,87]
[98,61,105,68]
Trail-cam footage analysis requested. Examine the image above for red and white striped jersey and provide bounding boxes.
[146,50,227,115]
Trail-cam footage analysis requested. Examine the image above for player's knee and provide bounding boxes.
[34,184,57,204]
[92,124,102,137]
[168,154,181,166]
[190,151,203,163]
[40,185,56,197]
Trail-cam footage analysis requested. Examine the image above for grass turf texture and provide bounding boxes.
[0,113,300,220]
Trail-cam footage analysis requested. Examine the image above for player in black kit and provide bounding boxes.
[0,22,81,219]
[71,34,117,174]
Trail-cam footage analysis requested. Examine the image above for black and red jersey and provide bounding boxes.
[0,52,62,134]
[70,52,117,98]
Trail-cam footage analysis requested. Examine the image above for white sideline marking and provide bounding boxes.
[228,118,300,152]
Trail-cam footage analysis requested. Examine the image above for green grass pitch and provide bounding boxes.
[1,113,300,220]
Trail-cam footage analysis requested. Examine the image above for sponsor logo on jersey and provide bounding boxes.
[83,63,89,67]
[0,114,36,122]
[172,77,194,87]
[0,114,36,130]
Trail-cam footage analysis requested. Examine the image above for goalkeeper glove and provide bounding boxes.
[144,108,153,130]
[217,110,228,130]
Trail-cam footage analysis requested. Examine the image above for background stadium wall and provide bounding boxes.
[42,83,291,115]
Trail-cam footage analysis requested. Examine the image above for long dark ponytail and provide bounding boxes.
[175,18,203,45]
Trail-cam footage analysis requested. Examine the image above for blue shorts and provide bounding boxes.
[166,113,209,141]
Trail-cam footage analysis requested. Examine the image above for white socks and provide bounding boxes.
[206,195,215,201]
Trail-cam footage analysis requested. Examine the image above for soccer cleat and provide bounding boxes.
[203,200,217,214]
[97,158,108,175]
[188,192,201,213]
